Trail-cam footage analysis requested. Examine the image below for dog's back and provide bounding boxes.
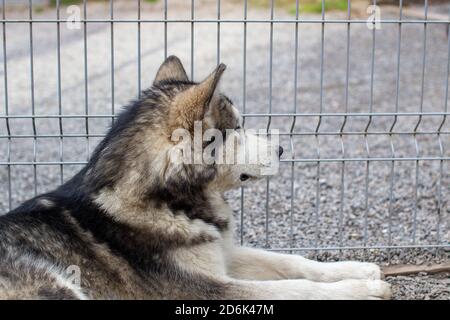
[0,191,158,300]
[0,199,88,299]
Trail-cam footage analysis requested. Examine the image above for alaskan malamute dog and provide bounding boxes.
[0,57,391,299]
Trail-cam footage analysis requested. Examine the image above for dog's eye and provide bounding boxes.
[240,174,249,181]
[235,126,241,131]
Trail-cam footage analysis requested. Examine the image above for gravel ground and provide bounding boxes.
[0,0,448,299]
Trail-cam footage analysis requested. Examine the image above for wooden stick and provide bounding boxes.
[382,262,450,277]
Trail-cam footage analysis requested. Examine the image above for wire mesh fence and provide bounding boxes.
[0,0,449,263]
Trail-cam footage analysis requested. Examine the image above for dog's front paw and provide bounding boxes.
[321,261,384,282]
[351,262,384,280]
[366,280,391,300]
[336,279,392,300]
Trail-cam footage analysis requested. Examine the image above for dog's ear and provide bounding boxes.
[154,55,189,84]
[169,63,226,131]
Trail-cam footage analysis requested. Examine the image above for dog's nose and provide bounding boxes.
[277,146,284,157]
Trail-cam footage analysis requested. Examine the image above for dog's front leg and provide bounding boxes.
[227,247,384,282]
[224,278,391,300]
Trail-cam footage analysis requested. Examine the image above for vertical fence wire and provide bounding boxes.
[216,0,220,65]
[110,0,115,126]
[363,0,377,260]
[437,8,450,253]
[412,0,429,245]
[83,0,89,160]
[388,0,403,256]
[365,0,376,258]
[2,0,11,210]
[137,0,141,97]
[388,0,404,263]
[338,0,352,258]
[190,0,194,80]
[28,0,37,197]
[313,0,326,257]
[289,0,300,253]
[240,0,248,246]
[164,0,168,59]
[363,144,371,261]
[265,0,275,248]
[56,0,63,185]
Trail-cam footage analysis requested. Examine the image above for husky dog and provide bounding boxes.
[0,57,391,300]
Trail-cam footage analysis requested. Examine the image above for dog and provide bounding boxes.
[0,56,391,299]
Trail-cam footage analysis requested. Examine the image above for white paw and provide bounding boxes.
[338,279,392,300]
[323,261,384,281]
[352,262,384,280]
[366,280,392,300]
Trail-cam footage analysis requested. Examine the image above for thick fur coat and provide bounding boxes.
[0,57,391,299]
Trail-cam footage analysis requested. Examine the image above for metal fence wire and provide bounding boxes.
[0,0,449,263]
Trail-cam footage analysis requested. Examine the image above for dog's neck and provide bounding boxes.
[90,168,231,230]
[93,182,231,232]
[58,170,233,272]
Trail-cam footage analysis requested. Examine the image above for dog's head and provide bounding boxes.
[86,56,282,200]
[158,56,282,191]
